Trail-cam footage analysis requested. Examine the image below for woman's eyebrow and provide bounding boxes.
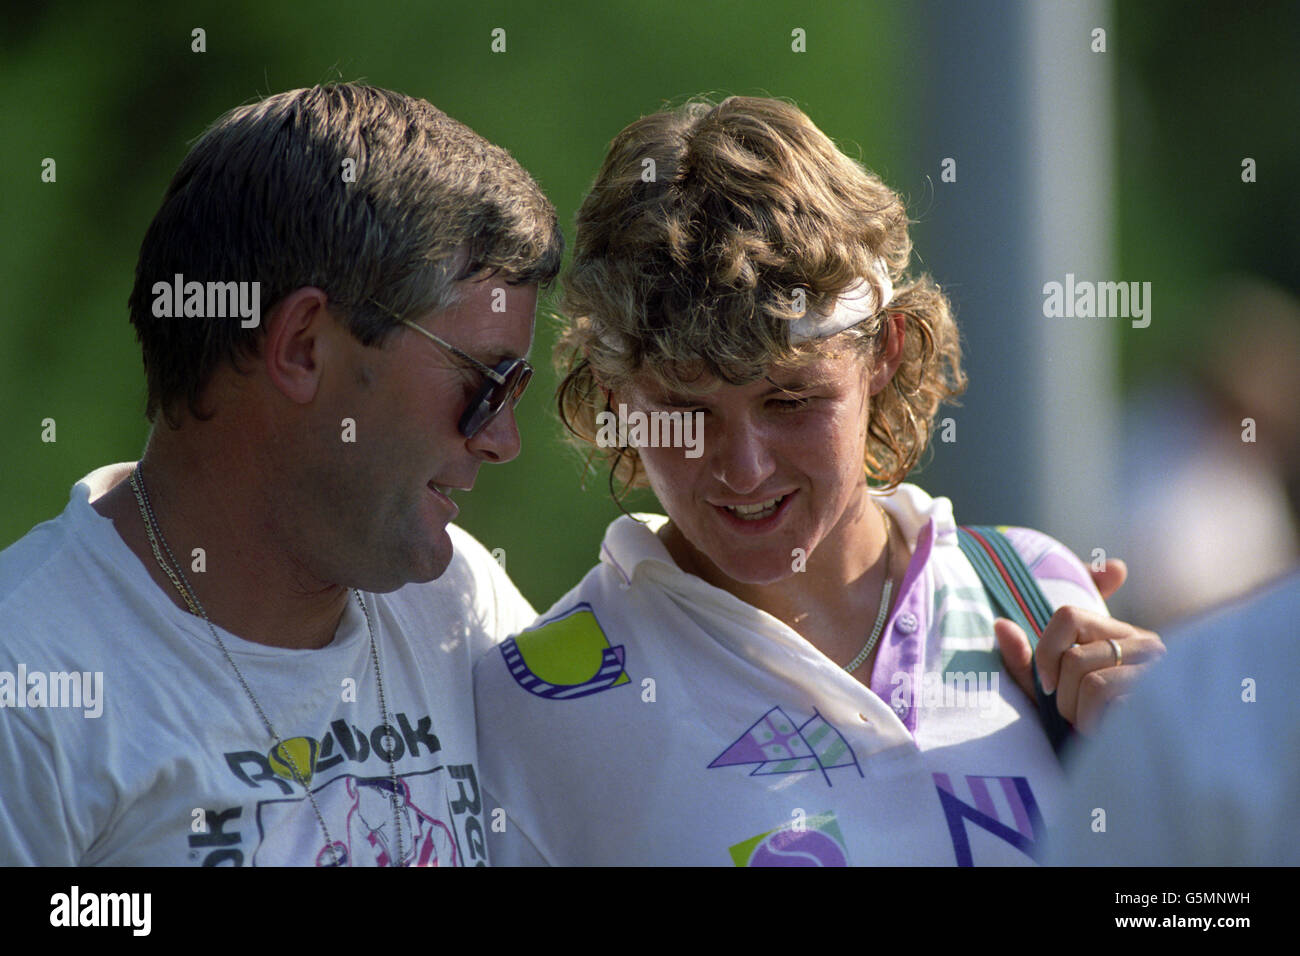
[652,390,707,406]
[645,375,833,405]
[763,374,832,393]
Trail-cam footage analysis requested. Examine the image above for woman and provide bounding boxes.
[473,97,1163,866]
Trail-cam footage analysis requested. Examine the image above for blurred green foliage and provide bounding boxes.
[1113,1,1299,385]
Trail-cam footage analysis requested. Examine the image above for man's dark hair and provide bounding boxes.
[128,83,564,424]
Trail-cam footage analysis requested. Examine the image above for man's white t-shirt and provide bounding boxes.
[0,464,535,866]
[474,484,1107,866]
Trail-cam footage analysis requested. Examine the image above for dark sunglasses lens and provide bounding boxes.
[510,365,533,406]
[487,362,530,415]
[459,361,532,438]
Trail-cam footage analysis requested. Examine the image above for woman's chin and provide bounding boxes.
[665,517,815,589]
[701,552,807,589]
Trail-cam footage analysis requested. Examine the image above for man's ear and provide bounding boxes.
[868,312,906,396]
[261,287,335,404]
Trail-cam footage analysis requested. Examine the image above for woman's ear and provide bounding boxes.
[868,312,906,396]
[591,363,617,410]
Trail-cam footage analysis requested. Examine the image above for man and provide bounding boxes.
[0,84,562,865]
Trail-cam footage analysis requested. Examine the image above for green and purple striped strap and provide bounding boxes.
[957,525,1074,756]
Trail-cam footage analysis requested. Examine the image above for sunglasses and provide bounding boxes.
[399,319,533,439]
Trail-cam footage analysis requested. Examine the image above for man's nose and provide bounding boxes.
[467,403,523,463]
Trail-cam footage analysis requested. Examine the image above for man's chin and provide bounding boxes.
[416,549,455,584]
[354,534,454,593]
[404,537,455,587]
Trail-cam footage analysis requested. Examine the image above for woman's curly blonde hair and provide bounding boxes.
[555,96,965,495]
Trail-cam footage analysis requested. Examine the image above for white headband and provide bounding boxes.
[787,258,893,343]
[593,257,893,354]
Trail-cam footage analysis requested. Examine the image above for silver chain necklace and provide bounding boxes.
[843,507,895,674]
[129,465,406,867]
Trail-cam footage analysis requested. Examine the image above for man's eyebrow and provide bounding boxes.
[465,343,526,367]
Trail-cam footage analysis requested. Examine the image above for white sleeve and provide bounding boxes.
[449,525,538,645]
[1045,693,1187,864]
[488,560,538,639]
[1048,574,1300,865]
[483,788,550,866]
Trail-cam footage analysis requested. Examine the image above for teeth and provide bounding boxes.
[726,495,785,520]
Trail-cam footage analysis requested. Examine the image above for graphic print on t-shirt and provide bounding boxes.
[709,706,862,786]
[190,762,487,867]
[499,603,630,699]
[268,737,321,785]
[729,812,850,867]
[188,711,487,866]
[255,770,459,867]
[932,772,1043,866]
